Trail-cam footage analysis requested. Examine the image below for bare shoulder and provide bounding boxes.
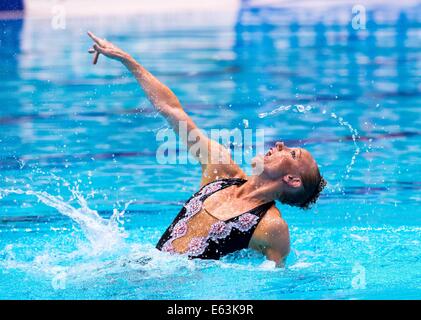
[249,205,290,261]
[255,205,289,239]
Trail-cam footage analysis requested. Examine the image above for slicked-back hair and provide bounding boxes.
[279,167,327,209]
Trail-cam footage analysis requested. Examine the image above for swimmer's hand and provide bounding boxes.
[87,31,130,64]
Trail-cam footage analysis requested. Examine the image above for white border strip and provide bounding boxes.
[24,0,240,18]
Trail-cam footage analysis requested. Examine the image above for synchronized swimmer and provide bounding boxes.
[88,31,326,266]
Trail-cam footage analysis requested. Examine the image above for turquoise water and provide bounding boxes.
[0,4,420,299]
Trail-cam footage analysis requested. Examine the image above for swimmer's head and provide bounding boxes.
[252,141,326,209]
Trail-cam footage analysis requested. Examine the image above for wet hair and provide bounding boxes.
[279,166,327,210]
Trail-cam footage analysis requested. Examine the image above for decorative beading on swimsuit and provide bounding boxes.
[187,237,208,256]
[234,213,259,232]
[208,220,232,241]
[160,180,224,254]
[199,181,224,197]
[157,178,274,259]
[172,219,188,238]
[184,216,260,256]
[161,240,175,253]
[185,197,202,217]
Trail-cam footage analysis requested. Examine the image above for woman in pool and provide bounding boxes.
[88,32,326,266]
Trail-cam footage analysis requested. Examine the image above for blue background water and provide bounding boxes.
[0,3,420,299]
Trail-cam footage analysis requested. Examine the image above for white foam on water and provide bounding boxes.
[289,261,314,270]
[0,185,206,289]
[0,184,269,287]
[1,149,370,289]
[0,187,129,254]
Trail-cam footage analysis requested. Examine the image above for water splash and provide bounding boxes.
[0,182,278,290]
[0,183,218,290]
[330,112,361,179]
[0,187,130,254]
[258,104,361,181]
[258,104,312,118]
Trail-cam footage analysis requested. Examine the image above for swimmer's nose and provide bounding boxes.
[275,141,285,151]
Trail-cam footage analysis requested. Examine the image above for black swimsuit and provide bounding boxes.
[156,178,274,260]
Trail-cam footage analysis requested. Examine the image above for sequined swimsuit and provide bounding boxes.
[156,178,274,260]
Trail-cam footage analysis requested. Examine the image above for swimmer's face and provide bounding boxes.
[252,141,318,188]
[253,141,325,208]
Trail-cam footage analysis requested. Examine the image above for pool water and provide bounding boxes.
[0,4,420,299]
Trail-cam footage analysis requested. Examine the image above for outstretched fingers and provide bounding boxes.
[87,31,127,63]
[87,31,106,47]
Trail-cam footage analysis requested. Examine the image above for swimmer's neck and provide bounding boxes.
[232,175,281,205]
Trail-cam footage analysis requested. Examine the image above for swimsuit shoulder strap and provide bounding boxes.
[226,200,275,223]
[249,200,275,218]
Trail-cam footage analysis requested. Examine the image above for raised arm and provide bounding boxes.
[87,32,245,185]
